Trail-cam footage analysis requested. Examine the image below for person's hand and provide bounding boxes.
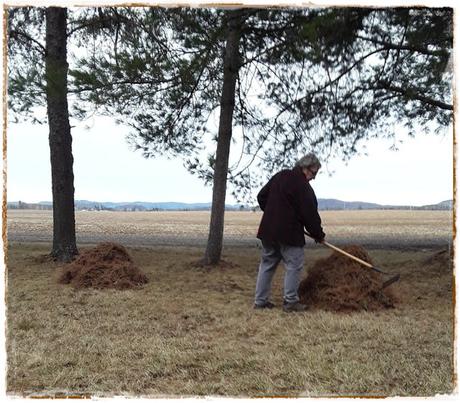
[304,230,325,243]
[315,231,326,244]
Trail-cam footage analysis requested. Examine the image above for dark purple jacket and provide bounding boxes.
[256,166,325,246]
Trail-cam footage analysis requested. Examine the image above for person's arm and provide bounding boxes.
[257,178,273,211]
[297,185,325,241]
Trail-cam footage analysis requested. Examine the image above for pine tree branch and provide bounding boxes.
[68,77,178,94]
[67,19,104,36]
[377,81,453,110]
[356,34,448,57]
[67,7,129,36]
[9,29,46,55]
[278,46,387,114]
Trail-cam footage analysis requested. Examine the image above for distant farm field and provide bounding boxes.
[6,209,453,248]
[4,209,455,397]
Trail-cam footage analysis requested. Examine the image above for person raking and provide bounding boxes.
[254,153,326,312]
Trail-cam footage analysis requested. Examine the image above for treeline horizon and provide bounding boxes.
[6,198,453,211]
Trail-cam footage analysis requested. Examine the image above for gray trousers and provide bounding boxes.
[254,240,305,305]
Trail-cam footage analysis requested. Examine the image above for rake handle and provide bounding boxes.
[320,240,375,270]
[305,232,399,286]
[305,231,385,274]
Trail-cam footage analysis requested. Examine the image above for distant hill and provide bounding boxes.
[7,200,244,211]
[6,199,453,211]
[318,199,382,210]
[72,200,220,211]
[318,199,453,211]
[413,199,453,211]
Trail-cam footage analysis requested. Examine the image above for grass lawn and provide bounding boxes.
[5,242,454,397]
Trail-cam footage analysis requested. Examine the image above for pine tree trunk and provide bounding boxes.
[203,10,245,265]
[45,7,78,262]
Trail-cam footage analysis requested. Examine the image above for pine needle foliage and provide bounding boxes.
[68,7,453,201]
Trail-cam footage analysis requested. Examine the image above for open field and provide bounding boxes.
[6,209,454,249]
[4,209,456,397]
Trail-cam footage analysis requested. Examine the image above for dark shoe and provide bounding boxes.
[283,302,307,313]
[254,301,276,310]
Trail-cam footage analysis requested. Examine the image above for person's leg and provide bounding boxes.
[280,244,305,307]
[254,241,282,307]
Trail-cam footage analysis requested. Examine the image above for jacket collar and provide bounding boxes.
[293,165,306,179]
[292,165,311,186]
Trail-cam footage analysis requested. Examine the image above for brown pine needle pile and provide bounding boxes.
[58,242,148,290]
[299,245,398,312]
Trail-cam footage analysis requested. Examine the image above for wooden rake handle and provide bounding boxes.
[321,240,377,270]
[305,232,387,274]
[305,232,400,288]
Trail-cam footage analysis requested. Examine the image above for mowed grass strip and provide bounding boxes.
[6,243,454,397]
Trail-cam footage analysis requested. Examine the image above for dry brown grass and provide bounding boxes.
[7,209,453,243]
[5,241,454,398]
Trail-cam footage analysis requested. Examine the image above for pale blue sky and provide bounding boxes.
[6,116,453,206]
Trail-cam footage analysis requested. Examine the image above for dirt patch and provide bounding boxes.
[57,242,148,290]
[299,245,398,312]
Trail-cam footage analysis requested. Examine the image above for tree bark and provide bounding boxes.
[45,7,78,262]
[203,10,245,265]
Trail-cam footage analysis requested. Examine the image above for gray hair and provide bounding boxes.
[295,153,321,170]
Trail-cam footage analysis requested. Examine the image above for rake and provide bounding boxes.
[305,232,400,289]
